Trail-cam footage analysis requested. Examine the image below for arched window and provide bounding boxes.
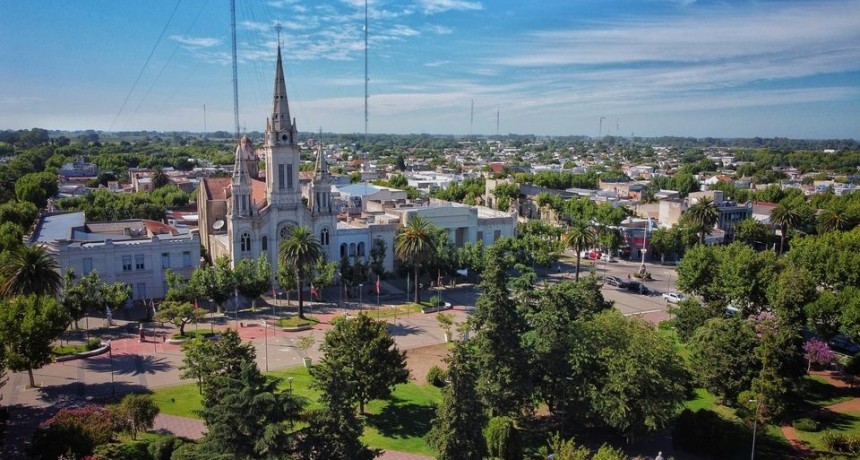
[357,241,366,257]
[349,243,356,257]
[240,233,251,252]
[320,228,330,246]
[340,243,347,259]
[261,235,268,251]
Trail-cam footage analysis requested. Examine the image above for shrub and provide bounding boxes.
[169,442,200,460]
[792,418,820,432]
[426,365,448,387]
[427,295,441,307]
[86,338,103,351]
[484,416,522,460]
[111,393,160,440]
[28,405,122,459]
[148,435,186,460]
[820,431,860,455]
[91,442,150,460]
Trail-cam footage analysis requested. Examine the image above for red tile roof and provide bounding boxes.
[202,178,231,201]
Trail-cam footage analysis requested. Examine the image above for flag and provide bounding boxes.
[376,276,381,295]
[310,284,319,299]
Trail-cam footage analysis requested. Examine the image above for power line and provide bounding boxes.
[110,0,183,131]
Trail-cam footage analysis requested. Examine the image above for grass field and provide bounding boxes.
[275,316,320,328]
[170,330,218,340]
[793,411,860,454]
[51,344,89,357]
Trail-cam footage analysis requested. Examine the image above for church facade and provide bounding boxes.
[198,44,518,280]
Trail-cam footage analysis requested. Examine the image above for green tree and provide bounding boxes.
[198,361,304,459]
[0,295,71,388]
[164,268,200,303]
[0,200,38,230]
[369,238,387,279]
[576,311,688,443]
[733,218,773,249]
[428,342,487,460]
[151,167,170,189]
[473,245,532,417]
[394,216,436,303]
[302,360,379,460]
[817,202,858,233]
[684,196,719,244]
[309,259,338,302]
[191,256,235,314]
[484,416,522,460]
[278,226,323,319]
[562,220,597,281]
[180,329,256,406]
[233,255,273,310]
[788,228,860,290]
[0,244,63,298]
[689,318,760,404]
[770,201,806,256]
[312,313,409,414]
[154,300,202,336]
[675,244,721,303]
[112,394,160,440]
[15,171,58,208]
[669,298,720,343]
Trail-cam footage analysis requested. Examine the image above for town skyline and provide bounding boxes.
[1,0,859,139]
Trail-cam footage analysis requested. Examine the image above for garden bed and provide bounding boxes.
[421,302,453,314]
[166,330,219,344]
[54,339,110,362]
[275,316,319,332]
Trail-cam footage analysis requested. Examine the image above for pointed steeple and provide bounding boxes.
[314,144,329,180]
[232,136,252,185]
[268,46,294,145]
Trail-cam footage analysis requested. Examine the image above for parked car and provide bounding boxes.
[625,281,652,295]
[605,275,626,287]
[600,253,615,262]
[662,292,687,303]
[829,334,860,355]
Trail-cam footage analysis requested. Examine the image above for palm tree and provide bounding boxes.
[562,220,597,281]
[770,202,805,256]
[0,244,63,298]
[278,226,322,319]
[817,206,857,233]
[685,196,720,245]
[395,216,436,303]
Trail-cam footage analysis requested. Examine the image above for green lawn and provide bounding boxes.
[151,366,443,455]
[51,344,89,357]
[171,330,218,340]
[275,316,320,328]
[793,411,860,454]
[366,303,423,320]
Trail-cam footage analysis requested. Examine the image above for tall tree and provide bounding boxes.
[198,361,304,459]
[394,216,436,303]
[562,220,597,281]
[0,244,63,298]
[473,245,532,417]
[427,342,487,460]
[684,196,719,244]
[302,360,379,460]
[154,300,201,336]
[817,204,858,233]
[233,255,273,310]
[689,318,760,405]
[278,226,322,319]
[0,295,71,388]
[770,201,805,256]
[312,313,408,414]
[180,329,256,406]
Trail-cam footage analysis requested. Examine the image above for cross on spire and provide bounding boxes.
[274,22,283,47]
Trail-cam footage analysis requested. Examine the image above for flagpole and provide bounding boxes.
[376,275,380,320]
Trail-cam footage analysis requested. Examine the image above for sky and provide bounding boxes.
[1,0,859,139]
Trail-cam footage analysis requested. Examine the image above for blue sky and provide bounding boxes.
[1,0,859,139]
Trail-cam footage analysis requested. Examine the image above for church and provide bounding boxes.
[198,44,518,278]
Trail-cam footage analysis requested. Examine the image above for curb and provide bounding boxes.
[55,340,111,362]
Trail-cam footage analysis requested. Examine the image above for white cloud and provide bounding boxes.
[169,35,221,48]
[416,0,482,14]
[427,24,453,34]
[425,60,450,67]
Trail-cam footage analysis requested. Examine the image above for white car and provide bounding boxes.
[662,292,686,303]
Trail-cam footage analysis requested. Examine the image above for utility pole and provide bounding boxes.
[496,109,500,136]
[470,99,474,137]
[598,116,606,139]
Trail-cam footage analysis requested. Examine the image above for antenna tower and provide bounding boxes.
[364,0,369,155]
[470,99,474,137]
[496,109,500,136]
[598,116,606,139]
[230,0,240,141]
[203,104,207,137]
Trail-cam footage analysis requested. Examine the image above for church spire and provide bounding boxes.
[267,45,295,146]
[232,136,253,185]
[314,141,329,180]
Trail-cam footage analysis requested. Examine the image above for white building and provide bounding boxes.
[31,211,200,300]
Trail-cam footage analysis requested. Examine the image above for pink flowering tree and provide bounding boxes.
[804,338,835,373]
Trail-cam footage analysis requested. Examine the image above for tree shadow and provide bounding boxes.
[83,353,174,376]
[789,377,855,414]
[364,396,436,439]
[386,322,421,337]
[36,380,149,406]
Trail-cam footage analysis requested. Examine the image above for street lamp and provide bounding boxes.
[288,376,294,393]
[749,398,764,460]
[359,283,364,311]
[108,341,116,396]
[640,248,648,274]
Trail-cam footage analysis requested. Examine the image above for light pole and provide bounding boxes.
[288,376,294,393]
[108,341,116,397]
[750,398,764,460]
[264,320,269,372]
[338,271,344,307]
[359,283,364,311]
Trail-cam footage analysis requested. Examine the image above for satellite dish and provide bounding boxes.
[213,220,225,231]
